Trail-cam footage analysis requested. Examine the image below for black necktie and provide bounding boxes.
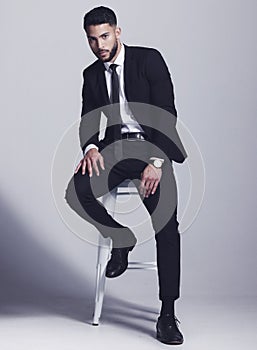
[109,64,122,160]
[110,64,120,104]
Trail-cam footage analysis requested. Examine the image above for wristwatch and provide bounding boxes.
[150,157,164,169]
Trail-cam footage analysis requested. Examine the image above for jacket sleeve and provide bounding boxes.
[145,49,187,163]
[79,69,102,154]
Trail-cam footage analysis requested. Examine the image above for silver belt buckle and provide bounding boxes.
[137,134,145,141]
[131,133,145,141]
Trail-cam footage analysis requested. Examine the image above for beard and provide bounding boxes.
[97,40,119,62]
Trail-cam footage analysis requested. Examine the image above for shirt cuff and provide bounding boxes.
[84,144,99,156]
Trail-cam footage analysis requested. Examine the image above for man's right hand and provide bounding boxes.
[74,149,105,177]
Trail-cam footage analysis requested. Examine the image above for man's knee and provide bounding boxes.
[65,171,94,205]
[64,175,91,221]
[64,176,77,208]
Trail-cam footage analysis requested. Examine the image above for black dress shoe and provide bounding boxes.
[105,245,135,278]
[156,314,184,345]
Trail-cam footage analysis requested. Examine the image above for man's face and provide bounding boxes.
[86,23,121,62]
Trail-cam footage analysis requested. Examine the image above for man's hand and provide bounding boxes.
[74,149,105,177]
[140,164,162,198]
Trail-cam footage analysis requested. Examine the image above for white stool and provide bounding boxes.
[92,179,157,326]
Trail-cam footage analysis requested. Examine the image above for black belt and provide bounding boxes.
[121,132,146,141]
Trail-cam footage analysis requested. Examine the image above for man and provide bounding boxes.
[65,6,187,345]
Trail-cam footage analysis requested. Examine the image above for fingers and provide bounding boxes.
[140,177,155,198]
[92,158,100,176]
[144,180,158,198]
[91,154,105,176]
[85,158,92,177]
[140,165,162,198]
[99,156,105,171]
[140,177,146,196]
[74,160,82,174]
[151,179,159,195]
[145,180,155,197]
[74,152,105,177]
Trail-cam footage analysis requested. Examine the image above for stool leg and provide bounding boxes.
[92,238,111,325]
[92,182,135,325]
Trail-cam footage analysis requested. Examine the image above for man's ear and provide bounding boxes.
[115,26,121,38]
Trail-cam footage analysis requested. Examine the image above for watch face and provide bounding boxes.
[153,159,162,168]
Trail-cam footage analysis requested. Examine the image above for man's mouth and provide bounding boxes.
[98,50,108,56]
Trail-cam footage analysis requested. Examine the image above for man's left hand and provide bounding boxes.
[140,164,162,198]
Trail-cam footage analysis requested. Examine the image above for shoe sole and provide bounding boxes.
[105,263,128,278]
[156,332,184,345]
[105,245,135,278]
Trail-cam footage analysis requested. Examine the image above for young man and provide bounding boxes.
[65,6,187,345]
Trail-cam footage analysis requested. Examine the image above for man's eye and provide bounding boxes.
[102,34,108,39]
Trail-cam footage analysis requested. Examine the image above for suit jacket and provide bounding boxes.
[79,44,187,163]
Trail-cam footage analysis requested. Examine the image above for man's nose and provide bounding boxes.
[97,39,104,49]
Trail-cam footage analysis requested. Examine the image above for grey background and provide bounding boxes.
[0,0,256,309]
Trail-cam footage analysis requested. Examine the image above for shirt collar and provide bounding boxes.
[104,43,125,71]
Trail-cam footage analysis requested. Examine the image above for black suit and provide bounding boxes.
[79,44,187,163]
[65,44,187,301]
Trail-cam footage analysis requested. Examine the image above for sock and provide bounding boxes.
[160,299,175,316]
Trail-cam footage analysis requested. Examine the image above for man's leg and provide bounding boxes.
[139,164,183,344]
[65,151,137,248]
[131,162,180,300]
[118,140,181,293]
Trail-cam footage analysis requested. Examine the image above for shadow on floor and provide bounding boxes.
[0,196,160,338]
[0,195,94,322]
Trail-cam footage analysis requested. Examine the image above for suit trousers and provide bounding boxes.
[65,139,181,300]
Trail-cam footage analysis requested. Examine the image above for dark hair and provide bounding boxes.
[83,6,117,30]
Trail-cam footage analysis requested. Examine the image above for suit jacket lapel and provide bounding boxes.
[96,61,110,106]
[123,44,133,102]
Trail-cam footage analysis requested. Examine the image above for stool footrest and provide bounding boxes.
[128,261,157,269]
